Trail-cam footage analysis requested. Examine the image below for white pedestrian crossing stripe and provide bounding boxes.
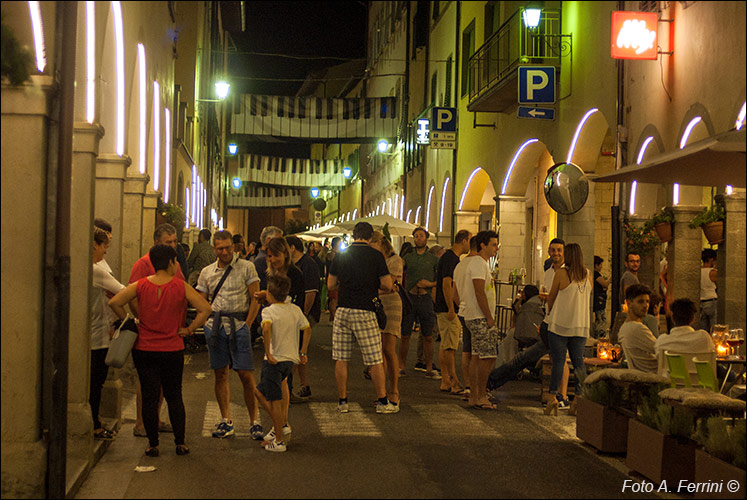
[309,402,382,437]
[411,404,500,437]
[202,401,259,438]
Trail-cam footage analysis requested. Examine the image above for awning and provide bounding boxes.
[593,128,746,187]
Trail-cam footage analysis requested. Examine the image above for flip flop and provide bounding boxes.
[450,389,466,395]
[471,403,498,411]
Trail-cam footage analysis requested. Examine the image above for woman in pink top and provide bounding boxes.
[110,245,211,457]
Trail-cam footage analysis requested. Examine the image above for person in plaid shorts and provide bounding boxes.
[327,222,399,414]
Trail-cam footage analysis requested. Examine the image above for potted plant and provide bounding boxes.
[692,417,746,499]
[156,196,186,239]
[623,218,660,257]
[689,201,725,245]
[626,391,698,484]
[651,206,674,243]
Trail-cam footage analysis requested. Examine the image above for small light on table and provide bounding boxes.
[717,343,729,357]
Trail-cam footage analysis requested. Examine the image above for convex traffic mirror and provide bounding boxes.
[543,162,589,215]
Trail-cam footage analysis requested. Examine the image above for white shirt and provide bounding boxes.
[700,268,717,301]
[197,253,260,331]
[261,302,310,364]
[543,266,557,320]
[454,256,495,321]
[90,263,126,350]
[654,325,715,356]
[619,321,657,373]
[546,273,591,338]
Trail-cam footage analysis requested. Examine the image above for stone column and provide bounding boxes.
[558,181,596,272]
[122,174,148,278]
[627,216,658,292]
[142,192,159,255]
[497,196,527,279]
[1,75,54,499]
[454,211,480,236]
[666,205,705,325]
[721,191,746,330]
[94,154,131,281]
[68,122,105,472]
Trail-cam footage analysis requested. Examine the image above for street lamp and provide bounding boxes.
[522,8,542,28]
[311,187,320,198]
[228,143,238,155]
[197,81,231,103]
[342,166,352,178]
[232,177,241,189]
[377,139,389,152]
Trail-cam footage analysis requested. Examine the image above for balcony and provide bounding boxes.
[467,9,570,113]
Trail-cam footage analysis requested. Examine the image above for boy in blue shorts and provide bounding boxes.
[255,274,311,452]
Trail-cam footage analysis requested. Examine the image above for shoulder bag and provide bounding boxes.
[105,313,139,368]
[372,296,387,330]
[394,280,413,317]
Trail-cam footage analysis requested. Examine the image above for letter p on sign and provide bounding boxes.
[518,66,556,104]
[431,107,457,132]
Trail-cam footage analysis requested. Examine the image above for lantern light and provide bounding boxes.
[232,178,241,189]
[228,143,238,155]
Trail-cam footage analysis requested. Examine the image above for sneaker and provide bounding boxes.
[425,370,442,380]
[376,401,400,414]
[249,422,264,440]
[263,439,287,453]
[263,425,292,445]
[295,385,312,399]
[337,401,349,413]
[413,361,427,372]
[558,398,571,409]
[282,424,292,441]
[212,419,235,438]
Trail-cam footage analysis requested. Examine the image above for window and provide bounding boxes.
[484,2,500,39]
[445,55,453,107]
[461,20,475,97]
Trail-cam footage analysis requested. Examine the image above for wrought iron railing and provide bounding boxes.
[468,9,571,103]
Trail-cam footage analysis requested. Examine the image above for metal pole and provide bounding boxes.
[47,2,77,497]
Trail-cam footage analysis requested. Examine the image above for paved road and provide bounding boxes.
[76,318,681,499]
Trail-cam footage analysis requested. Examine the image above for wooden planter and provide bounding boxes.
[626,418,696,484]
[654,222,673,243]
[575,397,628,453]
[694,448,746,499]
[701,221,725,245]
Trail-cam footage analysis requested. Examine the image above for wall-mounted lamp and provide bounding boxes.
[228,143,238,155]
[522,8,542,29]
[342,166,352,178]
[197,81,231,102]
[232,178,241,189]
[311,187,320,199]
[377,139,389,152]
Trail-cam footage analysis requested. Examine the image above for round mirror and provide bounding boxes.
[543,162,589,215]
[312,198,327,211]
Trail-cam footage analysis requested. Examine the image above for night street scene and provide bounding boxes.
[2,1,746,499]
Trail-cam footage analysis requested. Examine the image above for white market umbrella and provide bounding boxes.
[338,214,419,237]
[298,223,347,238]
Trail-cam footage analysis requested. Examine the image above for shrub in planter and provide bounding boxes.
[689,201,725,245]
[576,379,629,453]
[692,418,746,499]
[651,206,674,243]
[626,392,697,484]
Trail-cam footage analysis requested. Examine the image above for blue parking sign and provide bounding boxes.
[431,107,457,132]
[518,66,556,104]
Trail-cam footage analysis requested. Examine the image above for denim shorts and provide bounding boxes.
[256,360,293,401]
[203,322,254,371]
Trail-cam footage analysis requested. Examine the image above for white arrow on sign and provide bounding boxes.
[528,109,546,117]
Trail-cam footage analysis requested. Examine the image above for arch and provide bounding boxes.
[424,182,436,232]
[500,139,553,196]
[439,175,450,233]
[675,104,713,205]
[627,126,665,216]
[565,108,612,173]
[177,171,184,207]
[735,101,746,130]
[458,168,495,212]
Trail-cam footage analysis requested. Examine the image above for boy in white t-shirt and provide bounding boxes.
[255,274,311,452]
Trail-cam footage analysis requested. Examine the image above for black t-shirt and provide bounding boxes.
[328,242,389,311]
[593,270,607,311]
[286,265,306,311]
[295,253,322,322]
[434,249,460,313]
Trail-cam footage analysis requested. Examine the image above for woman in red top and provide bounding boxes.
[110,245,211,457]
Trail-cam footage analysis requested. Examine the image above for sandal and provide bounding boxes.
[93,428,115,440]
[470,402,498,411]
[175,444,190,456]
[145,446,159,457]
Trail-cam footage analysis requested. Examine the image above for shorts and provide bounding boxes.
[401,294,436,337]
[256,360,293,401]
[459,316,472,354]
[332,307,383,366]
[437,313,461,351]
[465,318,500,359]
[203,322,254,371]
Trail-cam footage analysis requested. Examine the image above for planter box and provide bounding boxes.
[654,222,673,244]
[702,221,724,245]
[575,397,628,453]
[626,418,696,484]
[694,448,746,499]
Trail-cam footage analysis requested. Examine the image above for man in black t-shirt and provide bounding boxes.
[286,236,322,401]
[434,230,471,393]
[327,222,398,414]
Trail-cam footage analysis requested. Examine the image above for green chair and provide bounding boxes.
[665,351,691,388]
[693,358,718,392]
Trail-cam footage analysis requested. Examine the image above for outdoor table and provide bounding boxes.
[716,355,746,394]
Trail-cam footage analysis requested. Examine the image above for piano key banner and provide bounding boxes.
[228,185,302,208]
[238,154,349,188]
[232,95,399,140]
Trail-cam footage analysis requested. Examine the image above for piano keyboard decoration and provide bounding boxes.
[237,154,349,188]
[227,184,302,208]
[232,94,398,140]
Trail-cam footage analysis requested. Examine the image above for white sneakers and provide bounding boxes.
[376,402,400,414]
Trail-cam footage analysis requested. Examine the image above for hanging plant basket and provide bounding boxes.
[654,222,673,244]
[701,221,724,245]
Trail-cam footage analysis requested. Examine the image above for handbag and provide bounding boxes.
[394,281,413,317]
[105,313,139,368]
[372,296,387,330]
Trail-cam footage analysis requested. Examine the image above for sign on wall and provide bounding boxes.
[610,11,658,60]
[518,66,556,104]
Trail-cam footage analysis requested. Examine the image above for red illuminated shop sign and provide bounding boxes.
[611,11,658,60]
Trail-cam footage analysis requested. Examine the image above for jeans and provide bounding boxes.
[89,348,110,430]
[132,349,186,448]
[547,332,587,396]
[488,341,549,390]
